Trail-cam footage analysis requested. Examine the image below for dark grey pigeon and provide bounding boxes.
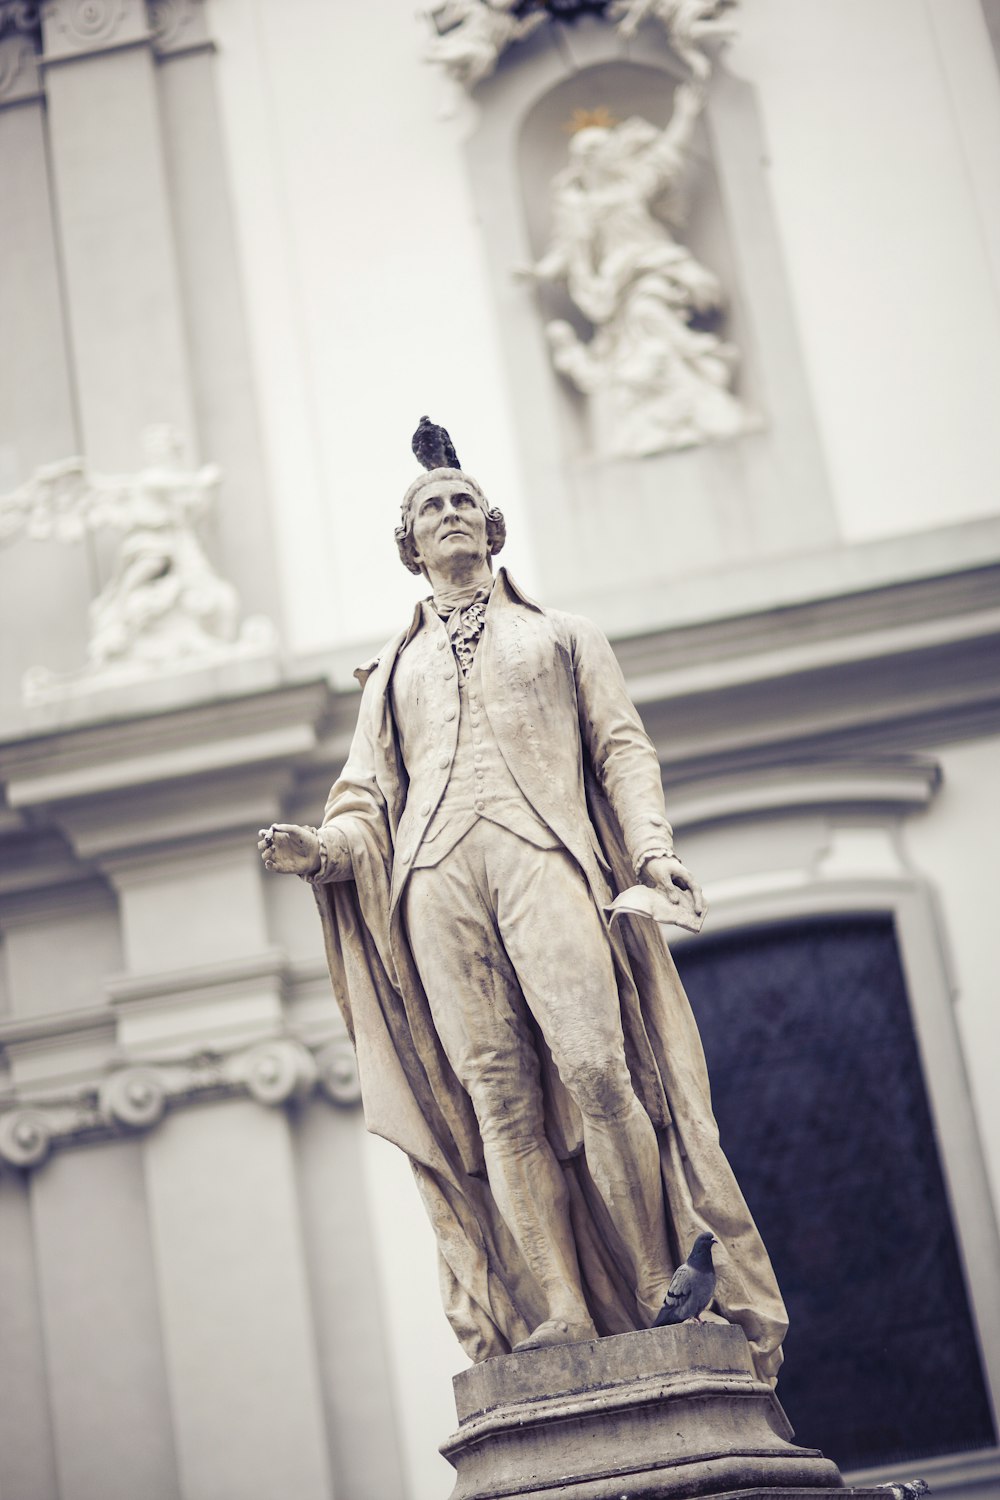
[877,1484,930,1499]
[411,416,460,472]
[652,1232,718,1327]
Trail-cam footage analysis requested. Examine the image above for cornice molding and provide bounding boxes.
[667,754,942,835]
[0,679,331,804]
[105,946,288,1009]
[0,874,114,929]
[0,1030,360,1170]
[0,1002,113,1047]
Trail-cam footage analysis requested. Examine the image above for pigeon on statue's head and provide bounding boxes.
[652,1232,718,1327]
[411,415,460,473]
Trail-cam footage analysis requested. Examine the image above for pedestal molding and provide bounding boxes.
[444,1325,845,1500]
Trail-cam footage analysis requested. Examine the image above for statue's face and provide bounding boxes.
[410,478,488,575]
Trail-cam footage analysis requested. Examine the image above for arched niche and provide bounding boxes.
[464,20,837,621]
[517,59,761,474]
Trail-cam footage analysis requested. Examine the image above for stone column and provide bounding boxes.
[39,0,197,469]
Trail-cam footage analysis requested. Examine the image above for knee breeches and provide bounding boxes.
[403,821,636,1144]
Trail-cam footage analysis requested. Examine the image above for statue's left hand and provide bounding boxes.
[642,855,704,916]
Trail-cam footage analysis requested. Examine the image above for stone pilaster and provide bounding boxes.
[39,0,197,470]
[0,678,345,1500]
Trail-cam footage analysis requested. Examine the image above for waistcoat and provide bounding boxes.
[411,646,558,869]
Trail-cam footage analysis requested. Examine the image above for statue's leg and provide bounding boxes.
[405,835,597,1344]
[492,839,674,1324]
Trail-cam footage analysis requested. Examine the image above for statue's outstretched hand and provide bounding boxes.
[257,823,321,876]
[642,854,704,917]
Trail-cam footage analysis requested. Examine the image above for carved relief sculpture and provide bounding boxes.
[423,0,739,98]
[0,425,273,699]
[424,0,547,115]
[259,419,787,1378]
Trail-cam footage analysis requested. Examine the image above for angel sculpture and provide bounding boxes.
[0,425,241,678]
[610,0,739,79]
[522,81,751,458]
[424,0,546,114]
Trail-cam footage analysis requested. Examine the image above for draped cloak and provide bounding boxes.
[310,570,787,1382]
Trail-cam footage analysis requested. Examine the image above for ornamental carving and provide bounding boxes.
[0,0,40,26]
[316,1036,363,1107]
[0,425,276,703]
[0,0,41,102]
[147,0,207,55]
[0,1108,52,1168]
[41,0,127,48]
[425,0,738,102]
[0,1034,360,1172]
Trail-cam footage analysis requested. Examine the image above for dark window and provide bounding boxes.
[674,913,995,1473]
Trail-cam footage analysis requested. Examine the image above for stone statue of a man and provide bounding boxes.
[258,420,786,1379]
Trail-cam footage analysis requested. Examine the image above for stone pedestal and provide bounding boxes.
[442,1323,885,1500]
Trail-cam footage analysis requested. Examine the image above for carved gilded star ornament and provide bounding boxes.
[565,105,620,133]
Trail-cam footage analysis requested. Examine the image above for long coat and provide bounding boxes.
[311,569,787,1381]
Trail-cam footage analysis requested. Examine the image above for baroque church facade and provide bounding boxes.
[0,2,999,1497]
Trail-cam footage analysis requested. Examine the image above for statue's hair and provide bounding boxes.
[395,467,506,576]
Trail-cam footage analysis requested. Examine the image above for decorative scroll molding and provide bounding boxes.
[0,0,42,102]
[147,0,209,57]
[0,1033,361,1171]
[40,0,148,60]
[0,425,277,704]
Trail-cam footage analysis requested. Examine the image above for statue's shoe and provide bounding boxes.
[513,1317,598,1352]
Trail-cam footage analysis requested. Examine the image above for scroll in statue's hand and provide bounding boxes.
[257,823,321,876]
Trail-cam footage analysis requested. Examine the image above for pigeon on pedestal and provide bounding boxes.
[652,1232,718,1327]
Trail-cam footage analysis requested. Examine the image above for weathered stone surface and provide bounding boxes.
[443,1323,849,1500]
[270,436,787,1383]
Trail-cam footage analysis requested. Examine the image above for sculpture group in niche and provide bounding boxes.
[523,81,752,457]
[424,0,752,458]
[0,424,273,700]
[259,419,786,1379]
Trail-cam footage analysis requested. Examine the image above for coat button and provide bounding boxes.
[439,754,449,768]
[420,801,431,816]
[444,707,456,721]
[475,800,485,812]
[436,639,446,651]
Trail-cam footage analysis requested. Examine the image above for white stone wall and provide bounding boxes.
[202,0,1000,655]
[730,0,1000,543]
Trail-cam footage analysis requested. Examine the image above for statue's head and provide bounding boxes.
[395,418,506,577]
